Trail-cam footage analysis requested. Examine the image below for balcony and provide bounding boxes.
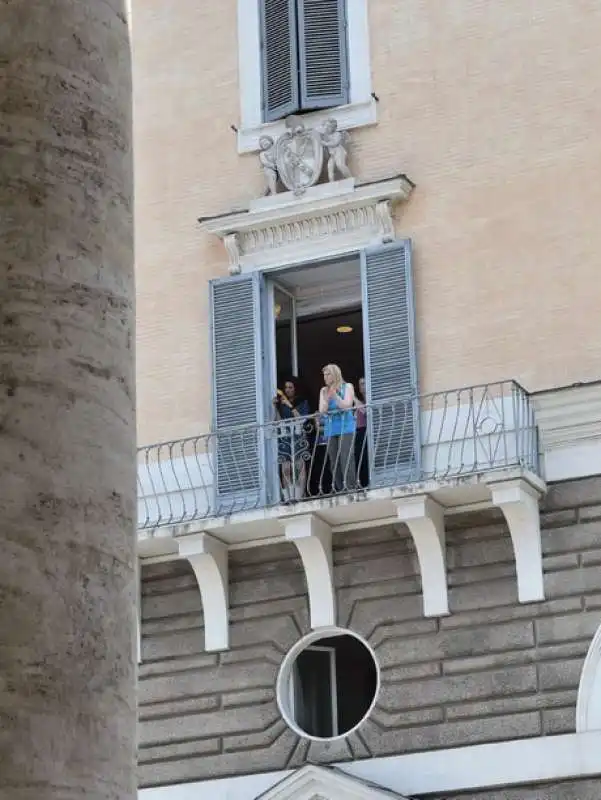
[138,380,540,530]
[137,380,547,650]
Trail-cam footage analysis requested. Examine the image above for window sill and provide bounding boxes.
[237,97,378,154]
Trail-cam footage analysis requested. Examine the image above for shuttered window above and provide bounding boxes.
[298,0,348,110]
[260,0,300,122]
[260,0,349,122]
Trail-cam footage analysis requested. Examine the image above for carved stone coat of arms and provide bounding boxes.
[275,116,324,195]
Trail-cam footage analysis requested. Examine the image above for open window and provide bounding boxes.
[267,256,365,498]
[293,645,338,738]
[280,631,379,740]
[209,241,419,509]
[270,256,364,407]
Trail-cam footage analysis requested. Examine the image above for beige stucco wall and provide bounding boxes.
[133,0,601,446]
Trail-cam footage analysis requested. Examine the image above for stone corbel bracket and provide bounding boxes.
[394,496,449,617]
[199,175,414,273]
[285,514,335,629]
[177,532,229,652]
[489,478,545,603]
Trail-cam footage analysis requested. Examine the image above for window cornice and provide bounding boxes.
[199,176,414,273]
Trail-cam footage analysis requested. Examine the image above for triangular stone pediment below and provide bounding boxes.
[257,764,410,800]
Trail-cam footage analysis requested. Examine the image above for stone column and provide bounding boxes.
[0,2,135,798]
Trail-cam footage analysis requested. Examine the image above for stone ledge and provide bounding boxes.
[138,732,601,797]
[533,382,601,482]
[237,98,378,154]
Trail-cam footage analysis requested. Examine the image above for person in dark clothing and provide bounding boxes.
[274,377,310,502]
[354,376,369,488]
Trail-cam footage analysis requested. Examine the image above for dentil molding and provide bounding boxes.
[199,175,414,273]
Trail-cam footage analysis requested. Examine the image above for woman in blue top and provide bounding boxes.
[319,364,357,492]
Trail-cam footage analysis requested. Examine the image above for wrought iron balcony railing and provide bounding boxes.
[138,381,540,530]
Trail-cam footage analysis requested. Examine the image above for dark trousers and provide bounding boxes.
[355,426,369,488]
[326,433,356,492]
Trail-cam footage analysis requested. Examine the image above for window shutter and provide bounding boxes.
[298,0,349,110]
[361,241,420,485]
[260,0,301,122]
[209,273,264,511]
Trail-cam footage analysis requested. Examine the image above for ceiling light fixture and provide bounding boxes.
[337,325,353,334]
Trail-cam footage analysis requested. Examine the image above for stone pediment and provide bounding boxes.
[257,764,410,800]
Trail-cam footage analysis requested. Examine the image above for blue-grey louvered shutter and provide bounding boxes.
[260,0,301,122]
[210,273,264,512]
[361,241,420,486]
[298,0,349,110]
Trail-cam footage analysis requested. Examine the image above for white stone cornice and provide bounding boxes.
[177,533,229,652]
[284,514,335,629]
[139,732,601,799]
[489,478,545,604]
[533,382,601,482]
[533,382,601,448]
[394,496,449,618]
[199,176,414,272]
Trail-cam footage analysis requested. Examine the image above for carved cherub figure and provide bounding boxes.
[284,114,306,136]
[258,135,278,195]
[320,118,351,182]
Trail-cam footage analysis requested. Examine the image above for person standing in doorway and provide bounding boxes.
[274,377,310,503]
[355,376,369,488]
[319,364,357,492]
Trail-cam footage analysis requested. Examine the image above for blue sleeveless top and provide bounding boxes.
[324,383,356,438]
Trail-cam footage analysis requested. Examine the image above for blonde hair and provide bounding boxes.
[322,363,343,390]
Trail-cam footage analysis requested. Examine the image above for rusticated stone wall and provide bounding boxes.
[138,477,601,788]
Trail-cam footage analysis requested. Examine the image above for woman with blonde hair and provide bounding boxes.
[319,364,357,492]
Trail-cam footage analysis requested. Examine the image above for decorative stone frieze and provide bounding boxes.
[200,175,414,273]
